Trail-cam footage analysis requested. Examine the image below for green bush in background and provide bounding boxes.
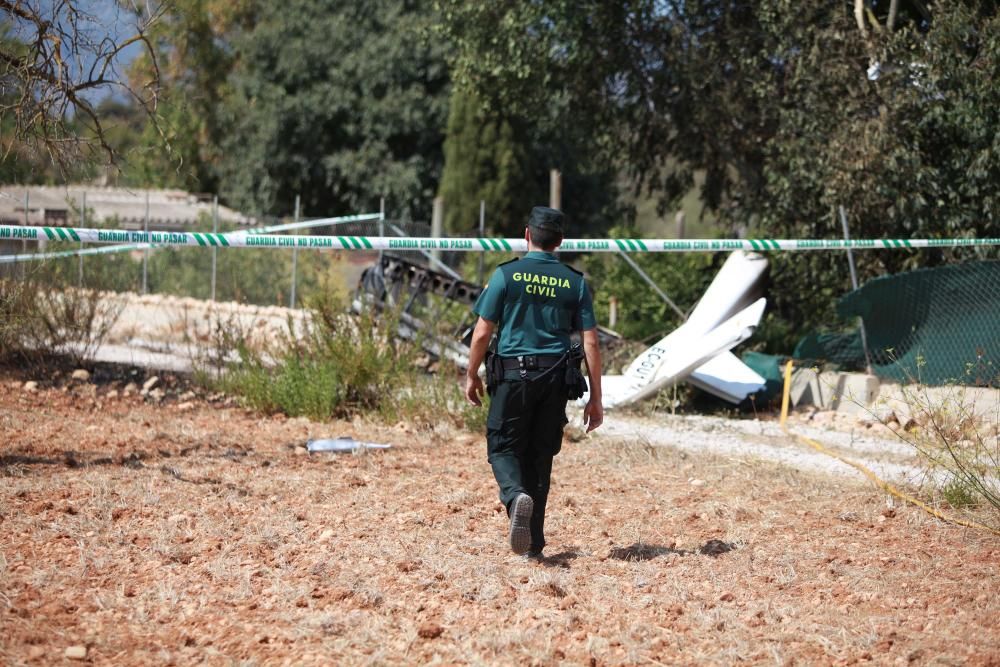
[582,229,718,342]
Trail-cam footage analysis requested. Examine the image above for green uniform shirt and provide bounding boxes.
[473,251,597,357]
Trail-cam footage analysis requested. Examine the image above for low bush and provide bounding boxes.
[0,278,35,362]
[872,378,1000,527]
[0,277,123,367]
[195,288,494,430]
[394,359,489,433]
[202,292,420,420]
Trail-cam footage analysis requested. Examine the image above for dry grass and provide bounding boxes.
[1,371,998,665]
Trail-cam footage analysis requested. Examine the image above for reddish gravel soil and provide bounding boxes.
[1,369,998,665]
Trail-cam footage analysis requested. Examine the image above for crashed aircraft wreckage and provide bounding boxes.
[356,251,768,408]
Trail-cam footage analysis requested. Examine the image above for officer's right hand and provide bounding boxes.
[465,374,485,406]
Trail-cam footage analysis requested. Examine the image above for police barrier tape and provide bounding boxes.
[0,213,382,264]
[1,224,1000,253]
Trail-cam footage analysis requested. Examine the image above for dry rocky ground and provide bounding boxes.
[1,366,998,666]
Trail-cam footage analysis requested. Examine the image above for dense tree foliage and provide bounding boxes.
[214,0,450,219]
[437,1,998,237]
[437,87,541,235]
[438,0,1000,348]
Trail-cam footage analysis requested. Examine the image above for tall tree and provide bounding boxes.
[123,0,254,191]
[216,0,450,219]
[438,87,540,235]
[438,85,630,238]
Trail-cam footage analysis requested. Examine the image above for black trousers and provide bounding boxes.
[486,370,568,551]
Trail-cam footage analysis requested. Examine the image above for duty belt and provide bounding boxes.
[500,354,565,371]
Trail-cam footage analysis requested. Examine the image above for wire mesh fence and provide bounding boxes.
[0,212,468,309]
[794,260,1000,387]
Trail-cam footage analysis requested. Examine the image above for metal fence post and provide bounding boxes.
[290,194,300,309]
[78,191,85,287]
[142,191,150,295]
[431,196,444,268]
[478,200,485,285]
[378,196,385,265]
[839,205,874,374]
[21,190,28,280]
[211,195,218,301]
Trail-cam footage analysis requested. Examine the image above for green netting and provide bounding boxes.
[741,351,787,402]
[793,260,1000,387]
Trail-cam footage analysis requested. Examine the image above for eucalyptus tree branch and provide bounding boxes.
[0,0,164,171]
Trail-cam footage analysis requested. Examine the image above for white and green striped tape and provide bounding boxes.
[1,224,999,253]
[0,213,382,264]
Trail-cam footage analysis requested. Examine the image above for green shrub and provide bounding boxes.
[204,292,418,420]
[216,345,344,421]
[941,478,979,510]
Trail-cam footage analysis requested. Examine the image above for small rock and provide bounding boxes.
[123,382,138,396]
[719,591,735,602]
[812,411,834,424]
[417,622,443,639]
[293,446,309,457]
[177,401,195,412]
[23,380,39,393]
[148,388,165,401]
[141,376,160,394]
[64,645,87,660]
[689,479,706,487]
[318,529,335,542]
[699,540,736,557]
[179,391,196,402]
[27,646,45,659]
[71,369,90,382]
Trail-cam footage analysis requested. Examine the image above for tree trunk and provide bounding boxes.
[854,0,868,38]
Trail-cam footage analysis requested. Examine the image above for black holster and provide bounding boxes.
[564,343,588,400]
[485,350,504,396]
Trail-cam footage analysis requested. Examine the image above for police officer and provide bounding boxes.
[465,206,604,558]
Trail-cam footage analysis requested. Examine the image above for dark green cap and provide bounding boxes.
[527,206,564,233]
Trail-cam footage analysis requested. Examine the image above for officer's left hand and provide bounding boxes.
[584,398,604,432]
[465,374,485,406]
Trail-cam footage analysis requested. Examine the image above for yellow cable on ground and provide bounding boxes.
[779,360,1000,536]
